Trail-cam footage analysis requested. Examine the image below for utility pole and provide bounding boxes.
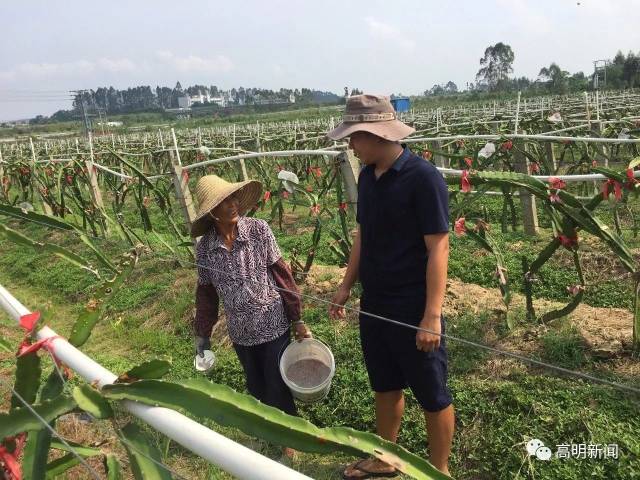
[593,60,609,90]
[71,89,92,137]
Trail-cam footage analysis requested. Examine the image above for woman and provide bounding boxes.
[191,175,311,442]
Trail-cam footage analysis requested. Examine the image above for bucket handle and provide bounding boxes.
[277,332,331,366]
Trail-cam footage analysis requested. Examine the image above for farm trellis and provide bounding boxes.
[2,90,640,344]
[2,90,640,478]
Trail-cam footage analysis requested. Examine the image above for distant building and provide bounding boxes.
[178,95,192,109]
[390,96,410,113]
[208,96,226,107]
[253,95,295,106]
[190,90,212,105]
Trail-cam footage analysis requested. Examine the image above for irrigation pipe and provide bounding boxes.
[92,162,133,180]
[0,284,311,480]
[184,149,342,171]
[34,158,74,164]
[405,133,640,144]
[538,124,590,136]
[437,167,640,182]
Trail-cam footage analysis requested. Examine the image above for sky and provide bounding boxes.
[1,0,639,121]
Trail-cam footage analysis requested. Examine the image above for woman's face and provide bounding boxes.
[212,191,241,225]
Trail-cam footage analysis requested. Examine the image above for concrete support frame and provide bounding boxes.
[514,143,539,235]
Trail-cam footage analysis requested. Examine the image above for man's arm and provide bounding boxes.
[416,232,449,352]
[329,227,361,319]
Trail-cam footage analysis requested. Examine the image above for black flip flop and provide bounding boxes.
[342,459,398,479]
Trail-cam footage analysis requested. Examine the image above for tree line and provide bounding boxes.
[425,43,640,96]
[45,83,340,122]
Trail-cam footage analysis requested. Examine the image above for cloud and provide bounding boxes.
[494,0,552,34]
[154,50,234,73]
[0,51,232,84]
[0,57,137,82]
[577,0,639,17]
[364,16,415,51]
[95,57,137,73]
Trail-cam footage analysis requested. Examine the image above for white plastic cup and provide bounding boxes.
[194,350,216,373]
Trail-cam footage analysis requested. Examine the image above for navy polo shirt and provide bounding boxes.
[356,146,449,315]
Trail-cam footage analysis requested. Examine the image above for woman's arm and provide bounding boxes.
[193,283,220,338]
[261,219,310,340]
[269,258,301,323]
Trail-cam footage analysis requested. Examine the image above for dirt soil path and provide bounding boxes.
[304,265,635,364]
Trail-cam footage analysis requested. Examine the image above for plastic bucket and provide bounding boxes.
[279,338,335,403]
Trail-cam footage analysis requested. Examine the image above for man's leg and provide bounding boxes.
[394,314,454,475]
[424,404,454,475]
[375,390,404,442]
[344,315,404,478]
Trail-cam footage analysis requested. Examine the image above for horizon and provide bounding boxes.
[1,0,639,122]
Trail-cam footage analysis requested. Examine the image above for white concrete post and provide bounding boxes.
[170,128,197,230]
[29,137,53,215]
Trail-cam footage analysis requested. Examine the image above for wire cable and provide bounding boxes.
[0,379,103,480]
[1,184,639,397]
[155,253,640,397]
[1,204,639,396]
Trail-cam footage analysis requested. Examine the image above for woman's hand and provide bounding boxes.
[195,336,211,357]
[292,321,312,341]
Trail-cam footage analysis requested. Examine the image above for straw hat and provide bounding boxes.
[327,94,415,141]
[190,175,262,237]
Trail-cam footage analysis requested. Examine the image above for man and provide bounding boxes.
[328,95,454,478]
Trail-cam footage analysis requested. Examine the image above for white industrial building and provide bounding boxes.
[178,89,227,108]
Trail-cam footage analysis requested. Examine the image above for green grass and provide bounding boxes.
[1,182,639,479]
[1,239,639,479]
[540,323,587,370]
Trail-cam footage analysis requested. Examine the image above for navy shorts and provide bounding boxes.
[359,304,453,412]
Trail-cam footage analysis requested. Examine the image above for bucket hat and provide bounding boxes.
[190,175,262,237]
[327,94,415,141]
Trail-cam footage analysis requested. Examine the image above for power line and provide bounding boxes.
[0,99,74,103]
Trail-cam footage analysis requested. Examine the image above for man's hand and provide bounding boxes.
[195,336,211,357]
[329,286,350,319]
[293,322,312,341]
[416,315,441,352]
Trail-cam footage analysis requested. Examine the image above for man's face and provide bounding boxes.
[348,131,381,165]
